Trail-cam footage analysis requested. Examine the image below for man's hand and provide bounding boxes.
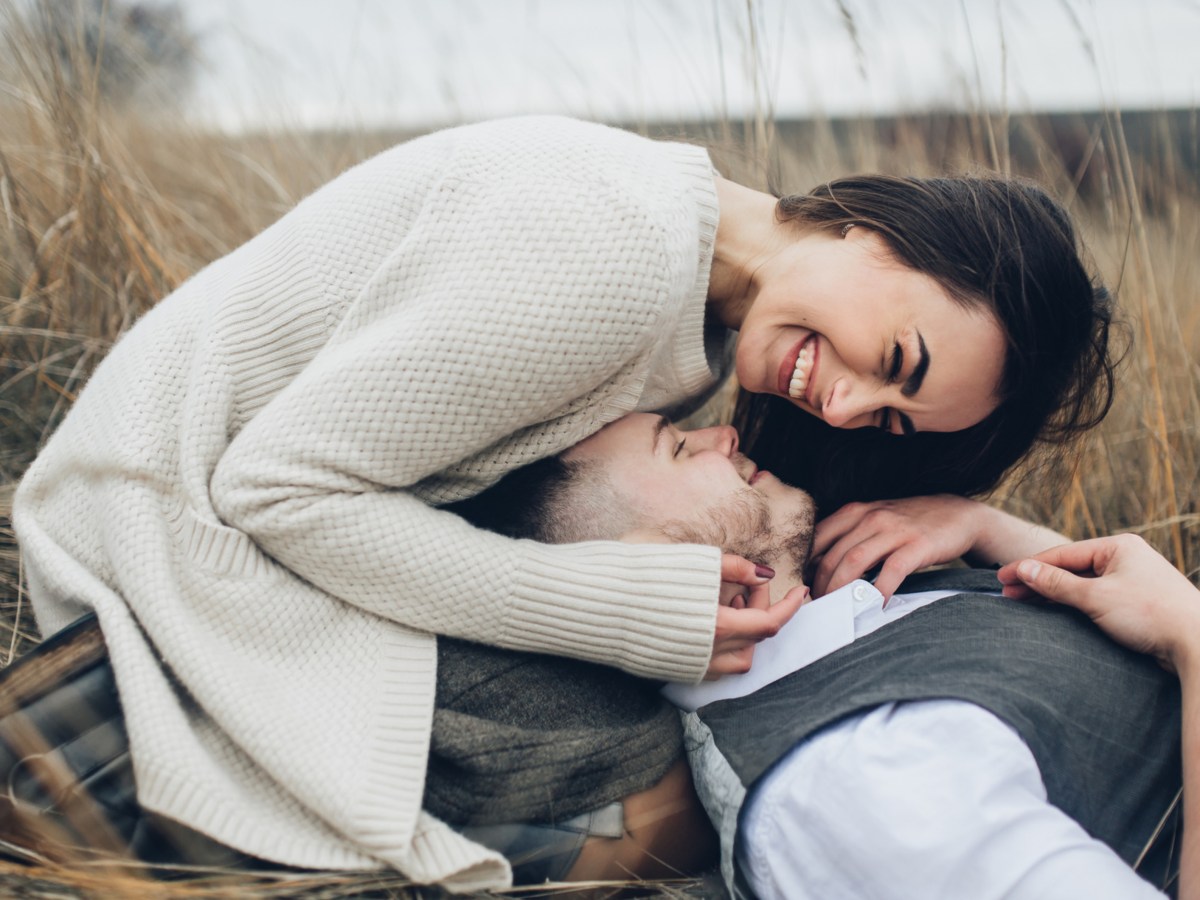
[997,534,1200,674]
[707,553,809,678]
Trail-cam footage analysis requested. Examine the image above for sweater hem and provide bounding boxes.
[507,540,720,682]
[137,765,382,870]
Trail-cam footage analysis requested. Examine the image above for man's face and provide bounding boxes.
[563,413,816,583]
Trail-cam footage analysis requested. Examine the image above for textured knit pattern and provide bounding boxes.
[425,637,682,826]
[13,116,728,890]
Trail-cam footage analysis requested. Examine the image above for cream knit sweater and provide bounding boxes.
[13,116,730,889]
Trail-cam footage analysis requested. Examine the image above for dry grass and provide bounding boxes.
[0,845,719,899]
[0,0,1197,896]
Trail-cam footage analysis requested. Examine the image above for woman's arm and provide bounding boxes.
[811,495,1068,598]
[998,535,1200,899]
[206,116,797,683]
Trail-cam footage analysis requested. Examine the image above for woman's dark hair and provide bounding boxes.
[736,174,1121,512]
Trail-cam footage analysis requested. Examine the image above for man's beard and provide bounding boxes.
[659,488,815,584]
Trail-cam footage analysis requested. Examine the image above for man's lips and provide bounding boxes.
[733,453,759,484]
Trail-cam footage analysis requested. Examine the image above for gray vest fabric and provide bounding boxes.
[696,569,1182,895]
[422,636,681,826]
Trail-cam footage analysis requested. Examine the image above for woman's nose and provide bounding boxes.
[822,378,880,430]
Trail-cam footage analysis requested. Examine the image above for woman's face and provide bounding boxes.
[734,226,1007,434]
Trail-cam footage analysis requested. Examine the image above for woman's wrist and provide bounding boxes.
[968,504,1068,568]
[964,503,1024,566]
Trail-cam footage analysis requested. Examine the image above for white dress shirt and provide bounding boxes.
[667,579,1168,899]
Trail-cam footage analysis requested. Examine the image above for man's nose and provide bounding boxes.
[689,424,739,456]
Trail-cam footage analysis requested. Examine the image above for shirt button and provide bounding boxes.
[851,582,877,612]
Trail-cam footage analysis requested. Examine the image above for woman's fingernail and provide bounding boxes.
[755,565,776,579]
[1018,560,1041,581]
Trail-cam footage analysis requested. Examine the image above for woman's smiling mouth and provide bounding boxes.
[778,334,818,405]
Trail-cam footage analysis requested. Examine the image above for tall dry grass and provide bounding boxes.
[0,0,1198,896]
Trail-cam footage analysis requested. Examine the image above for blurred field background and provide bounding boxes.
[0,0,1197,895]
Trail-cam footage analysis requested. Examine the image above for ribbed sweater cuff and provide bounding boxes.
[507,540,720,683]
[661,142,723,397]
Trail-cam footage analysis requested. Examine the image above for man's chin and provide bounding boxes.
[765,486,816,585]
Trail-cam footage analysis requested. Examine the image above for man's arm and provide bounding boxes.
[1183,651,1200,900]
[1000,535,1200,899]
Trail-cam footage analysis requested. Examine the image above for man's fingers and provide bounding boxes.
[999,581,1039,601]
[1007,559,1094,610]
[1022,538,1113,576]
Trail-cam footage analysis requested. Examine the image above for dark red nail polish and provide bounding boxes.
[755,565,775,579]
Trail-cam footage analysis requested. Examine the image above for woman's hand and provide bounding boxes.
[812,496,983,599]
[997,534,1200,673]
[811,496,1069,600]
[708,553,810,678]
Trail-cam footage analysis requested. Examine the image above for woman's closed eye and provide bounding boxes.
[878,408,894,434]
[878,407,917,436]
[887,341,904,383]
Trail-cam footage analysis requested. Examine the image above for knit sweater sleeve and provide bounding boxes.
[209,119,721,683]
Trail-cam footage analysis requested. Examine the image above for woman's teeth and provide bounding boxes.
[789,342,814,400]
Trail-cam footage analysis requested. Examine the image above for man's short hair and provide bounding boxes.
[441,455,633,544]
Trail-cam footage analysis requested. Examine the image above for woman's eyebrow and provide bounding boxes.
[901,332,930,399]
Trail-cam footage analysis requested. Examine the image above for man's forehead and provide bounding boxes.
[566,413,662,461]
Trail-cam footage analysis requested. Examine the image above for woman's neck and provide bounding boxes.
[708,177,788,330]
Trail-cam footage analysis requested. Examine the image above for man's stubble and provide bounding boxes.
[659,490,815,586]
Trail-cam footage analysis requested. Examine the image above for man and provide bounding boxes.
[0,413,780,885]
[449,412,1180,898]
[2,413,1181,895]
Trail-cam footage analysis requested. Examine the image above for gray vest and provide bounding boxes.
[693,569,1182,897]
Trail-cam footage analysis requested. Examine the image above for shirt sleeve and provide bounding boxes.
[738,700,1167,900]
[207,121,721,682]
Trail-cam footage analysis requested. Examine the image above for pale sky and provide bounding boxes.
[178,0,1200,132]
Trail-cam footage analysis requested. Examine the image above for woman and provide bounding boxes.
[999,536,1199,898]
[11,115,1114,889]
